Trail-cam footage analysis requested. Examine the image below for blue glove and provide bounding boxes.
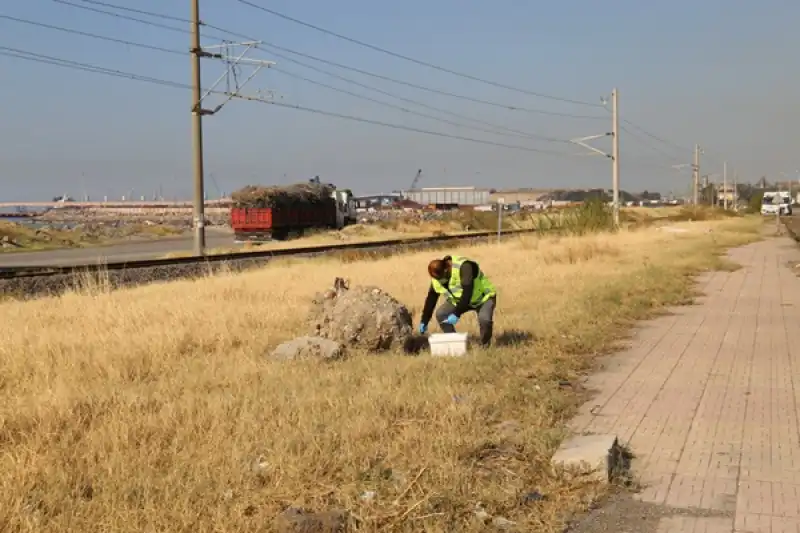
[444,314,459,326]
[418,323,427,334]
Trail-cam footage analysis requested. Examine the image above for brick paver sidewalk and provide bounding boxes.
[570,236,800,533]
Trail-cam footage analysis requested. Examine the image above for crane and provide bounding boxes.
[409,169,422,191]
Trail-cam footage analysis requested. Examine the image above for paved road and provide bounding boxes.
[570,235,800,532]
[0,229,237,267]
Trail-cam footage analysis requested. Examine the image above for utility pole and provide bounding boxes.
[496,197,504,243]
[611,88,620,227]
[692,144,701,205]
[733,170,738,212]
[185,9,275,255]
[569,88,621,228]
[190,0,207,256]
[723,161,728,210]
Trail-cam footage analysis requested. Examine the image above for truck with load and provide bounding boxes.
[230,180,357,242]
[760,190,792,216]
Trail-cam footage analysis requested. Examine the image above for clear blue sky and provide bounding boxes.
[1,0,798,201]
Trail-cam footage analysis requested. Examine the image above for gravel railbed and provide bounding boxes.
[0,233,504,301]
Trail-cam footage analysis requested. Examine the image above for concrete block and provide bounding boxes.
[551,434,625,483]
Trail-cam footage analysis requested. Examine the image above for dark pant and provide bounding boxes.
[435,296,496,347]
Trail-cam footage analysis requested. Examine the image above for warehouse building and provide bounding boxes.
[352,193,401,209]
[400,187,490,207]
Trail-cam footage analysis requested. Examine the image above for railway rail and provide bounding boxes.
[0,228,537,282]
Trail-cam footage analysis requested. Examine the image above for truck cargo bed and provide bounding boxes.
[230,201,337,241]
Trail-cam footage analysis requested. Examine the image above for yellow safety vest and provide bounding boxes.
[430,255,496,307]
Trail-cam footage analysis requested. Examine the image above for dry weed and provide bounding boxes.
[0,217,761,532]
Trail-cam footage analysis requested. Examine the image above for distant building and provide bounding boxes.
[716,184,737,204]
[400,187,490,206]
[352,194,401,209]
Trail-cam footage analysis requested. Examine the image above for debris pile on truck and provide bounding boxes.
[231,182,335,209]
[306,277,414,353]
[230,181,357,242]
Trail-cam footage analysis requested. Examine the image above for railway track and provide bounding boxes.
[0,228,537,283]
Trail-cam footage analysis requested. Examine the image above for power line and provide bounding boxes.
[55,0,708,167]
[268,56,565,139]
[67,0,603,107]
[620,117,727,168]
[10,11,585,141]
[44,0,705,172]
[620,118,691,154]
[0,14,185,56]
[61,0,188,22]
[51,0,193,35]
[234,0,602,107]
[0,46,187,88]
[597,104,703,167]
[255,101,577,156]
[52,0,607,120]
[254,43,607,120]
[0,46,586,157]
[271,66,569,143]
[619,124,682,165]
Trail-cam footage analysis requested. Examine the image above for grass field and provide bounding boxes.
[0,214,761,532]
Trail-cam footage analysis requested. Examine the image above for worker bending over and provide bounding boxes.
[418,254,497,346]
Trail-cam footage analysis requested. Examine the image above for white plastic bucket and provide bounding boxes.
[428,332,469,357]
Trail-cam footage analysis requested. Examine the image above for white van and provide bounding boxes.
[761,191,792,216]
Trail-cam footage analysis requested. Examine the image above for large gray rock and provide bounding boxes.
[270,336,347,362]
[308,278,413,352]
[274,507,349,533]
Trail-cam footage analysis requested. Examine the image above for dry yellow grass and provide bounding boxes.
[0,217,762,532]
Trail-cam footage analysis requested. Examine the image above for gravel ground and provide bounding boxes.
[565,491,733,533]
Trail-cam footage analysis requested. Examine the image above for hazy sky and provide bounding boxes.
[1,0,798,201]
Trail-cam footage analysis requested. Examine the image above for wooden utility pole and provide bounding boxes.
[190,0,207,255]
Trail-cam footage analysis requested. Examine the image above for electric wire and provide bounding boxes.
[234,0,603,107]
[0,14,186,56]
[50,0,192,36]
[58,0,189,22]
[5,12,576,143]
[254,44,607,120]
[620,117,726,169]
[271,66,569,143]
[51,0,609,120]
[41,0,711,172]
[54,0,715,165]
[0,46,586,157]
[621,118,692,154]
[267,57,564,139]
[0,46,188,88]
[619,124,683,165]
[77,0,604,107]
